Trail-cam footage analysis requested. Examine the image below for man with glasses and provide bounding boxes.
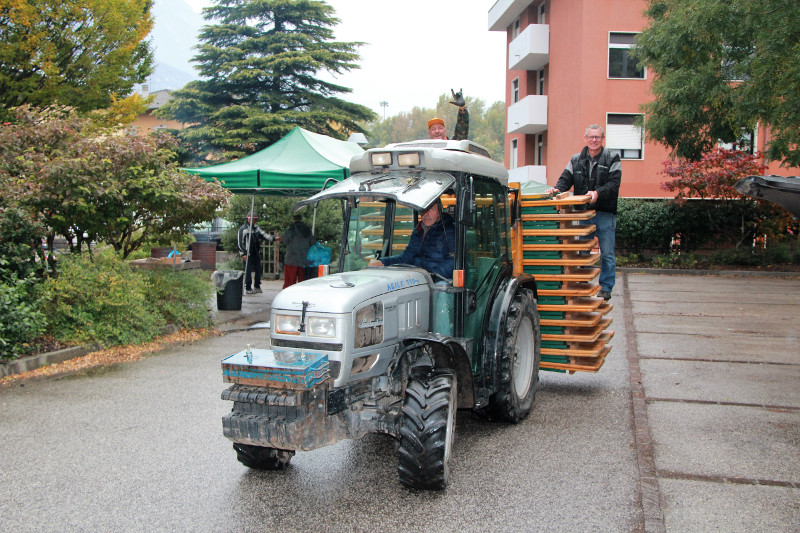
[547,124,621,300]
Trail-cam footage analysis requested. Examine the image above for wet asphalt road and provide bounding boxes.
[1,272,798,532]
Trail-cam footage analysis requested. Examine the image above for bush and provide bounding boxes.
[0,277,48,360]
[711,243,796,267]
[617,198,797,256]
[0,207,45,282]
[44,252,165,347]
[616,199,677,255]
[144,268,213,329]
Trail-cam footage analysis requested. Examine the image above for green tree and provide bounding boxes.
[634,0,800,165]
[157,0,375,163]
[222,194,342,256]
[0,0,154,121]
[0,105,230,259]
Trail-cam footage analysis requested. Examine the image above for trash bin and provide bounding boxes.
[213,270,243,311]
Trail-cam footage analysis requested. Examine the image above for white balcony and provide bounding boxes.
[507,95,548,135]
[488,0,533,31]
[509,24,549,71]
[508,165,548,186]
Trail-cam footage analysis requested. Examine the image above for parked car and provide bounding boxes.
[189,217,232,250]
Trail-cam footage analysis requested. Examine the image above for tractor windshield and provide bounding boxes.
[295,172,455,212]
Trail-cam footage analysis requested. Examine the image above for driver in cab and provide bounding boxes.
[368,201,455,280]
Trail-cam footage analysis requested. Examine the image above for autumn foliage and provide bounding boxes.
[660,149,795,248]
[0,105,230,259]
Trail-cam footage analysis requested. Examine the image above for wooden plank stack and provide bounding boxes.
[514,192,614,373]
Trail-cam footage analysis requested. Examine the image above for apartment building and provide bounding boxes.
[489,0,796,198]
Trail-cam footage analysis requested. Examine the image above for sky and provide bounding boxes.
[182,0,507,118]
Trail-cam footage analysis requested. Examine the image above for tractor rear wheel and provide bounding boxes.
[397,368,457,490]
[487,288,540,423]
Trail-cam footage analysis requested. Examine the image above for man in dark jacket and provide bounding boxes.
[369,201,456,279]
[237,214,274,294]
[548,124,622,300]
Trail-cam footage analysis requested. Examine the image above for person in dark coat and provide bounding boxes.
[237,214,274,294]
[547,124,622,300]
[369,201,455,279]
[280,214,313,288]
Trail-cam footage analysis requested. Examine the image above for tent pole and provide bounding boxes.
[243,194,256,294]
[311,202,318,235]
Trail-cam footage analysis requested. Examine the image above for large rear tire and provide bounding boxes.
[233,443,294,470]
[487,289,540,423]
[397,368,457,490]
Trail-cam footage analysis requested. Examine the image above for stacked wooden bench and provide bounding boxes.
[514,192,614,373]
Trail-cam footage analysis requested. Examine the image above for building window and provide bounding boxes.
[608,32,644,79]
[511,139,518,169]
[513,18,520,38]
[719,128,756,154]
[538,69,545,95]
[538,2,546,24]
[536,134,543,165]
[512,78,519,103]
[606,114,643,159]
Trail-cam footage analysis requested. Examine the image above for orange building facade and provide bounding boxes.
[489,0,798,199]
[130,88,185,135]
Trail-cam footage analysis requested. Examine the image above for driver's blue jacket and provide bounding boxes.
[381,213,456,279]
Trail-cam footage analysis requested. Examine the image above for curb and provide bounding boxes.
[0,324,181,379]
[618,267,800,278]
[0,344,101,378]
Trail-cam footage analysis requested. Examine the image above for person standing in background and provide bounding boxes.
[237,214,274,294]
[280,214,313,288]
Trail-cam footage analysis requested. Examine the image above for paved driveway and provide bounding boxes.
[1,271,798,532]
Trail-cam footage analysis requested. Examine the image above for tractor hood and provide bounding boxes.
[271,267,432,314]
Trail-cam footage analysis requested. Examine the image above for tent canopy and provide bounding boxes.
[184,127,365,195]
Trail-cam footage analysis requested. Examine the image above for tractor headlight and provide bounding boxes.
[275,314,301,335]
[307,317,336,338]
[397,152,420,167]
[370,152,392,166]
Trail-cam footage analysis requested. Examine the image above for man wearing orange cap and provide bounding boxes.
[427,89,469,140]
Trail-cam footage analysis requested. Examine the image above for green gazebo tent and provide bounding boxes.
[184,127,365,195]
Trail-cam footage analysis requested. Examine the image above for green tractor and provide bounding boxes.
[221,139,540,489]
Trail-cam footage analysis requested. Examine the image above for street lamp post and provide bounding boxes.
[379,101,388,120]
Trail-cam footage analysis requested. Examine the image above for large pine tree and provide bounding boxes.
[158,0,375,162]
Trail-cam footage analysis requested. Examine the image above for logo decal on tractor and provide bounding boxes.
[387,278,421,291]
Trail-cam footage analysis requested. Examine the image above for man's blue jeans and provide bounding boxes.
[590,211,616,293]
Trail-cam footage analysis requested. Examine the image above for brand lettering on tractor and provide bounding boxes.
[358,318,384,329]
[387,278,421,291]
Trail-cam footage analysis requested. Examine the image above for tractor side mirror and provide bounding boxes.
[509,187,521,228]
[457,177,475,227]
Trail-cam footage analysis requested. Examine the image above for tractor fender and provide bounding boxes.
[483,274,537,390]
[401,335,474,408]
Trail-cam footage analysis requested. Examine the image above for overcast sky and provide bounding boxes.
[183,0,507,117]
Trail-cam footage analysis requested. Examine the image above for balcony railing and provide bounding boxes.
[488,0,531,32]
[508,165,548,186]
[509,24,549,71]
[507,95,548,135]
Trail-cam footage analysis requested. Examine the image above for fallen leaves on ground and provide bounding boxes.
[1,328,223,388]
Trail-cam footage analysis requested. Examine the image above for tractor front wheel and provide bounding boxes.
[397,368,457,490]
